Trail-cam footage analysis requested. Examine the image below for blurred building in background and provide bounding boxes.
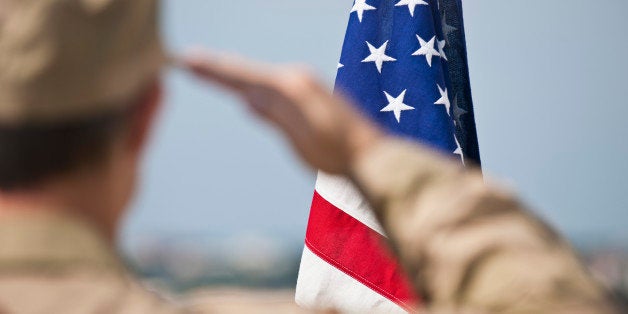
[125,236,628,306]
[126,235,302,292]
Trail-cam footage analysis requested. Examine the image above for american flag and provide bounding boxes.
[296,0,480,312]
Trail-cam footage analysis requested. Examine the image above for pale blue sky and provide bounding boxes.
[121,1,628,250]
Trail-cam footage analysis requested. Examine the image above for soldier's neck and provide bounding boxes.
[0,167,123,244]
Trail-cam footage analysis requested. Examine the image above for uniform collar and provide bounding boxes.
[0,212,125,274]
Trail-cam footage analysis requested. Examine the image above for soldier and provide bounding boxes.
[0,1,622,314]
[0,1,310,313]
[0,0,181,313]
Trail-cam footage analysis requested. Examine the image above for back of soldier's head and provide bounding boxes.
[0,0,164,190]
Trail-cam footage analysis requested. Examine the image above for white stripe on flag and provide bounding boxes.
[295,246,406,314]
[315,171,386,236]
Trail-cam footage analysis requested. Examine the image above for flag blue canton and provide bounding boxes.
[336,0,481,164]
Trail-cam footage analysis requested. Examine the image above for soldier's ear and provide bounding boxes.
[126,80,163,157]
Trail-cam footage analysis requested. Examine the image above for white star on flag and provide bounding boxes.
[362,41,396,73]
[381,90,415,123]
[454,137,465,164]
[412,35,440,67]
[437,39,447,61]
[351,0,376,23]
[434,84,451,115]
[395,0,428,17]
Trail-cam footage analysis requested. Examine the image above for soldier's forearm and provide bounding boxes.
[348,138,616,312]
[349,137,481,291]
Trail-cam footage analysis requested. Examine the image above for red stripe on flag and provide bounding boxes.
[305,191,419,311]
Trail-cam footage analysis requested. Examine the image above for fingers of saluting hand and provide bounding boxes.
[178,49,326,121]
[179,49,287,117]
[180,49,275,92]
[179,48,324,100]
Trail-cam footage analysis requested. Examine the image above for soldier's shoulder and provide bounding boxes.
[0,271,188,314]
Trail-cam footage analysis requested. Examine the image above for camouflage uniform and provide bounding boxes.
[0,214,183,314]
[351,139,621,313]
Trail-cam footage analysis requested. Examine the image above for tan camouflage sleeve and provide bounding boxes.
[349,139,619,314]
